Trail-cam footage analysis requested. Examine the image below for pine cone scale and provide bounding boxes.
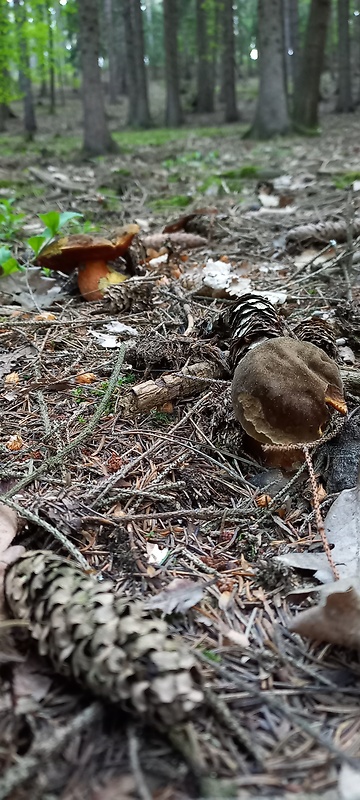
[5,551,203,726]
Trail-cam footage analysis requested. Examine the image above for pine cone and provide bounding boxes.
[5,551,203,727]
[292,318,337,360]
[225,294,287,369]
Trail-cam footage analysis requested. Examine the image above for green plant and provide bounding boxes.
[0,245,22,276]
[28,210,83,258]
[0,199,25,241]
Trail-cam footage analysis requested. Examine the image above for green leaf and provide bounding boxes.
[0,246,12,264]
[58,211,82,229]
[1,257,21,276]
[0,247,21,275]
[38,211,61,236]
[27,235,48,257]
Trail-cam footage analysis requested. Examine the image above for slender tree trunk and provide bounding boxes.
[336,0,353,112]
[196,0,214,112]
[293,0,331,130]
[250,0,289,138]
[289,0,300,84]
[104,0,118,103]
[0,3,9,130]
[132,0,151,126]
[113,0,127,95]
[123,0,138,121]
[163,0,183,126]
[221,0,238,122]
[47,5,56,114]
[0,103,6,133]
[14,0,37,139]
[78,0,116,155]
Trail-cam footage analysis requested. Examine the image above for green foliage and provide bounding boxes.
[0,199,25,241]
[332,172,360,190]
[0,246,22,276]
[27,210,83,257]
[149,195,192,210]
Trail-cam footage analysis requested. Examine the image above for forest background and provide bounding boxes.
[0,0,359,157]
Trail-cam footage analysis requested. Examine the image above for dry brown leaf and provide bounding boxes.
[4,372,19,385]
[277,486,360,582]
[6,433,24,451]
[289,579,360,649]
[76,372,97,385]
[146,577,207,614]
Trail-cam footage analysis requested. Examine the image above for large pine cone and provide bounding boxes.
[5,551,203,727]
[292,318,337,360]
[226,294,287,369]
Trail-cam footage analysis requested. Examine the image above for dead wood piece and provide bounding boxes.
[28,166,87,193]
[285,216,360,249]
[340,367,360,396]
[117,361,224,417]
[142,232,207,251]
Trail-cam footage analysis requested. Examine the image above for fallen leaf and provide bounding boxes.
[289,578,360,649]
[338,763,360,800]
[146,542,169,566]
[4,372,19,385]
[293,247,335,268]
[146,577,207,614]
[6,433,24,451]
[76,373,97,385]
[276,486,360,582]
[0,267,67,309]
[0,505,18,554]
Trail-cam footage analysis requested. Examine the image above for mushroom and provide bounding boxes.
[231,337,347,448]
[36,225,139,301]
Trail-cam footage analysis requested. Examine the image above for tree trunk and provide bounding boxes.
[293,0,331,130]
[336,0,353,112]
[163,0,183,126]
[0,104,6,133]
[196,0,215,113]
[113,0,127,95]
[289,0,300,84]
[122,0,138,122]
[132,0,152,126]
[47,4,56,114]
[250,0,289,138]
[13,0,37,139]
[78,0,116,155]
[221,0,238,122]
[283,0,300,90]
[104,0,118,103]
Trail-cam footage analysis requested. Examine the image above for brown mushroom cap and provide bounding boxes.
[36,226,139,274]
[231,337,347,446]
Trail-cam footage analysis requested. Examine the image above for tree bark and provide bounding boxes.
[336,0,353,112]
[78,0,116,155]
[293,0,331,130]
[250,0,290,138]
[104,0,118,103]
[283,0,300,90]
[163,0,183,126]
[196,0,215,113]
[221,0,238,122]
[132,0,152,126]
[0,104,6,133]
[289,0,300,84]
[47,4,56,114]
[13,0,37,139]
[113,0,127,95]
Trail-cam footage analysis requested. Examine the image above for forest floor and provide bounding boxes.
[0,103,360,799]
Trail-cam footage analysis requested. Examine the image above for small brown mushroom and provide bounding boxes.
[37,225,139,301]
[231,337,347,447]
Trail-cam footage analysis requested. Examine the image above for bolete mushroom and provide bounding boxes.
[37,225,139,301]
[231,337,347,447]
